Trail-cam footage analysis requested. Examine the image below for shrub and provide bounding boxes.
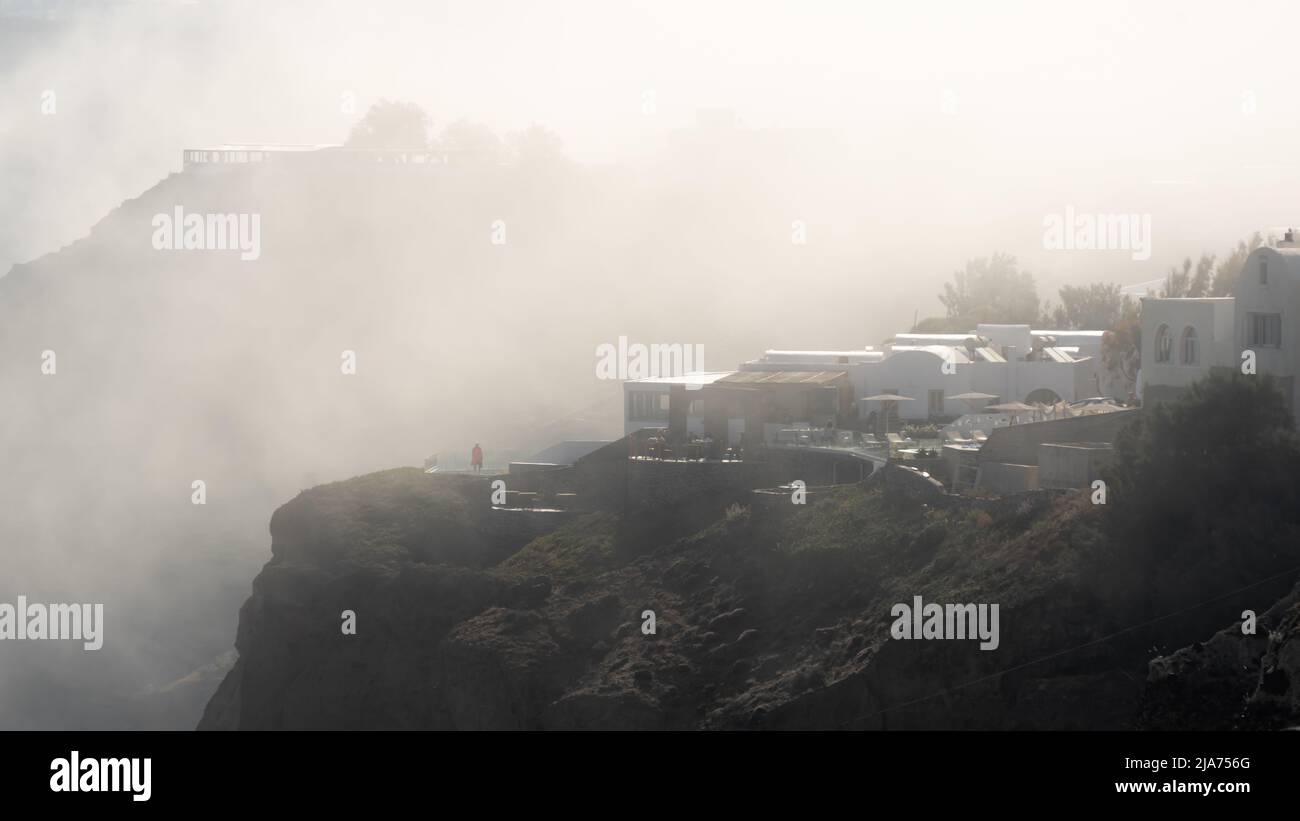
[1104,371,1300,605]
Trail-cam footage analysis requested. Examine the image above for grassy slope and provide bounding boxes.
[495,512,620,582]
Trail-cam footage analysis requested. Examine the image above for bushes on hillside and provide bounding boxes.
[1104,372,1300,610]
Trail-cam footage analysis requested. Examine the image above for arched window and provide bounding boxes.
[1155,324,1172,363]
[1180,326,1198,365]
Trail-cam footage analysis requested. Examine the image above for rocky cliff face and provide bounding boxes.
[1139,582,1300,730]
[204,467,1263,730]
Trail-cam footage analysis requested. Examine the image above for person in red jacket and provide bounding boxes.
[471,443,483,473]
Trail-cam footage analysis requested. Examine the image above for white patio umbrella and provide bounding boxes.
[949,391,999,415]
[862,393,914,436]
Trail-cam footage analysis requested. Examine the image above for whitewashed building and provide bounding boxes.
[1140,232,1300,415]
[1139,297,1234,403]
[737,324,1099,422]
[621,326,1111,437]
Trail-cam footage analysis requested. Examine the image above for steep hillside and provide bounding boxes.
[203,469,1242,730]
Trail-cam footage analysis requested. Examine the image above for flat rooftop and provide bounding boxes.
[717,370,846,386]
[761,349,878,357]
[624,371,734,387]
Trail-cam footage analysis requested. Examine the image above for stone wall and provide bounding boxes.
[978,410,1138,467]
[977,462,1039,494]
[1038,442,1115,490]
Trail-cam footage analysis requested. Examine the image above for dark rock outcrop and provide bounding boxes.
[202,467,1298,730]
[1139,581,1300,730]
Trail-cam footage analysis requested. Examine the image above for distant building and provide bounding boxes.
[181,144,495,171]
[620,321,1110,450]
[1140,230,1300,417]
[182,145,340,169]
[740,323,1103,423]
[623,372,732,437]
[623,368,855,457]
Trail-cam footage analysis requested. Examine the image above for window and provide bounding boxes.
[1154,324,1172,363]
[1249,313,1282,348]
[688,398,704,416]
[628,391,670,421]
[1180,326,1198,365]
[1260,258,1268,285]
[928,389,944,416]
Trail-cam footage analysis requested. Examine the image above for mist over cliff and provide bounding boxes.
[0,122,1061,728]
[6,0,1300,730]
[0,143,852,726]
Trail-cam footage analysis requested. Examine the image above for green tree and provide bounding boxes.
[1209,232,1265,296]
[1101,298,1141,387]
[1151,235,1267,299]
[937,252,1041,326]
[1161,255,1214,298]
[345,100,431,149]
[912,315,970,332]
[1049,282,1134,330]
[437,119,502,162]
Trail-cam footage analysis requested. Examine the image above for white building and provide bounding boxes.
[1234,243,1300,405]
[621,325,1113,437]
[1141,232,1300,414]
[737,324,1101,423]
[1139,297,1234,403]
[623,372,733,436]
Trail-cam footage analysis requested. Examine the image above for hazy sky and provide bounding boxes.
[4,0,1299,303]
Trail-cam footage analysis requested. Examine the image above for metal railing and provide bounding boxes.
[770,428,889,457]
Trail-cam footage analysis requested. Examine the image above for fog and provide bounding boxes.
[1,0,1297,727]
